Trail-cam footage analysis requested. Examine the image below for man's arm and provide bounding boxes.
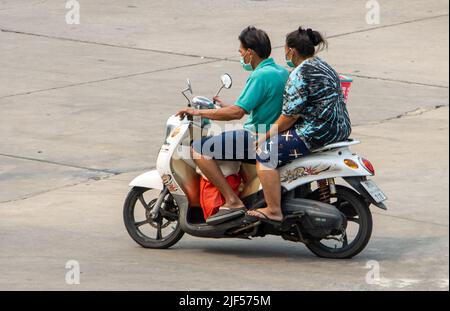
[176,105,246,121]
[199,105,246,121]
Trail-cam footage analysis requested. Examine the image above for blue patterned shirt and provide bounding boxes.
[282,57,352,149]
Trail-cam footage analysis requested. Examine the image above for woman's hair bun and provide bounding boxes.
[306,28,319,46]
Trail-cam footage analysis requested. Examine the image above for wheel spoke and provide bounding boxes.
[347,217,360,224]
[156,223,163,240]
[135,219,150,227]
[138,195,149,210]
[343,232,349,247]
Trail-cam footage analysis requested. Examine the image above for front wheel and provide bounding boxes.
[123,187,184,249]
[306,185,373,259]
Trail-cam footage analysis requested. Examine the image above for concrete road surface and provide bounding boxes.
[0,0,448,290]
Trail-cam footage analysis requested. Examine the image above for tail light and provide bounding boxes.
[360,158,375,175]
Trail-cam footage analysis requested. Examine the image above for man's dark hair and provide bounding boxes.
[239,26,272,59]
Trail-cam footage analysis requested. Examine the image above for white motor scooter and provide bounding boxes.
[123,74,387,259]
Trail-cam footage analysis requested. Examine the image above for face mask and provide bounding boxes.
[286,59,295,68]
[240,51,253,71]
[285,49,295,68]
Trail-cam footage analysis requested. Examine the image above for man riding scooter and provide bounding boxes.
[176,26,289,225]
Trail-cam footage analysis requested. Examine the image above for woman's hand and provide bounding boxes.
[253,134,267,156]
[175,107,200,119]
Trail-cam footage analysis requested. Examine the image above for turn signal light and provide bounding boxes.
[344,159,359,169]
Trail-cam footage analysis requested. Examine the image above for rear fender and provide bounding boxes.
[344,176,387,210]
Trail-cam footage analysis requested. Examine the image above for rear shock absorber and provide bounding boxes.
[328,178,337,196]
[317,179,331,204]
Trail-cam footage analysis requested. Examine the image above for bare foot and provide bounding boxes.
[247,207,283,222]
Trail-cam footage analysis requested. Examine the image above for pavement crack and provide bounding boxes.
[0,180,93,204]
[353,104,449,127]
[0,27,223,61]
[343,73,449,89]
[327,13,449,40]
[2,13,447,61]
[1,14,447,99]
[0,165,154,204]
[273,13,449,49]
[0,59,221,100]
[0,153,121,175]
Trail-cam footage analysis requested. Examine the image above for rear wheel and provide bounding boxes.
[123,187,184,249]
[306,185,373,259]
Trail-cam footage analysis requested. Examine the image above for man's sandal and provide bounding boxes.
[206,207,247,226]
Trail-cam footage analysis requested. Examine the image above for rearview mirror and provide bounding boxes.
[181,78,194,106]
[220,74,232,89]
[186,78,193,94]
[214,74,233,98]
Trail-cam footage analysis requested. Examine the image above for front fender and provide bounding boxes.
[129,170,163,190]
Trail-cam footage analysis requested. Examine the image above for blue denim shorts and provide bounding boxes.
[192,130,257,163]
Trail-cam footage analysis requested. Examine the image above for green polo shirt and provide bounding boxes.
[235,58,289,133]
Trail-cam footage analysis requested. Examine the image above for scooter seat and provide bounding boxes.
[196,161,242,179]
[311,139,360,153]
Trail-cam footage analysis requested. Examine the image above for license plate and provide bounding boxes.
[361,180,387,203]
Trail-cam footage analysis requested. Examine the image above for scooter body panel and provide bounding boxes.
[279,147,373,191]
[156,122,192,196]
